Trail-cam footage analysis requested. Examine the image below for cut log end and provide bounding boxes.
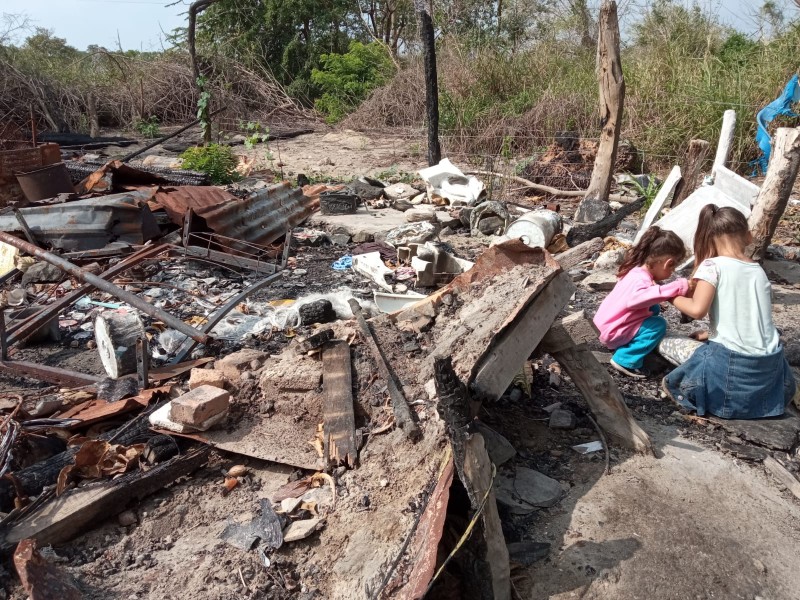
[94,313,146,379]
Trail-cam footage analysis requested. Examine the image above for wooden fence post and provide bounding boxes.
[748,127,800,261]
[575,0,625,223]
[672,139,710,207]
[414,0,441,166]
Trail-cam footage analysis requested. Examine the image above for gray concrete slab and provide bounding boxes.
[307,207,409,242]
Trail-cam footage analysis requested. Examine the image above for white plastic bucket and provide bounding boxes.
[504,210,562,249]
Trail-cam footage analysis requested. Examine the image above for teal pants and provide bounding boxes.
[613,314,667,369]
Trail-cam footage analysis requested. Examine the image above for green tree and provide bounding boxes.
[311,41,395,122]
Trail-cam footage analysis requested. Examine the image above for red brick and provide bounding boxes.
[170,385,230,426]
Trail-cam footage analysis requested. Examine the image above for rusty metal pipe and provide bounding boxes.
[0,233,209,344]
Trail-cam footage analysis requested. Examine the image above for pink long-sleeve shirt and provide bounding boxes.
[593,266,689,349]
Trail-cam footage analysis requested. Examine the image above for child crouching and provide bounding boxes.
[593,227,688,378]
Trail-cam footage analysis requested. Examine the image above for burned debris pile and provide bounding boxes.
[0,116,798,599]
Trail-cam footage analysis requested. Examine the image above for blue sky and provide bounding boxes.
[1,0,798,51]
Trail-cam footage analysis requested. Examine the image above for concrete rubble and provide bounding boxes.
[0,130,798,600]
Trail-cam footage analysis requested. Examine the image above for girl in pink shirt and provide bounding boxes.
[593,227,689,378]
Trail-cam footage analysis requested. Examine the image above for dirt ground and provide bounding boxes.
[2,127,800,599]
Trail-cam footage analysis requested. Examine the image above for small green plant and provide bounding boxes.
[180,144,240,184]
[239,120,270,149]
[135,115,161,139]
[500,135,514,160]
[625,174,662,210]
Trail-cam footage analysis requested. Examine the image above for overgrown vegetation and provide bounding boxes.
[312,42,395,123]
[349,1,800,169]
[2,1,799,173]
[180,144,240,184]
[134,116,161,139]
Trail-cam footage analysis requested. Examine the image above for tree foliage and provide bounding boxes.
[311,41,395,122]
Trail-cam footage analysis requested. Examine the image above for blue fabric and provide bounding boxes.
[612,314,667,369]
[665,341,796,420]
[752,75,800,175]
[331,255,352,270]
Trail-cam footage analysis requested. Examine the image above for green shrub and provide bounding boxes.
[134,116,161,139]
[180,144,240,184]
[311,41,395,123]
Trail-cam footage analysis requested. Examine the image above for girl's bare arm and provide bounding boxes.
[672,280,715,320]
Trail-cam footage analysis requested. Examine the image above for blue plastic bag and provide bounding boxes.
[752,75,800,175]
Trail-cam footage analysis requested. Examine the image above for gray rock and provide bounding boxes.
[507,541,551,566]
[330,233,351,246]
[405,207,437,223]
[763,258,800,285]
[549,409,577,430]
[283,518,323,543]
[494,467,563,514]
[581,270,618,291]
[352,230,374,243]
[477,216,505,235]
[594,247,627,271]
[21,262,64,287]
[574,196,611,223]
[385,222,437,247]
[383,183,416,201]
[543,402,562,414]
[473,422,516,466]
[118,510,138,527]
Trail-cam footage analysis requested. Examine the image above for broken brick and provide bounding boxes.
[170,385,230,426]
[215,349,269,381]
[188,368,226,390]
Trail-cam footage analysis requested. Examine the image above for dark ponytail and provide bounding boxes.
[617,226,687,277]
[693,204,749,268]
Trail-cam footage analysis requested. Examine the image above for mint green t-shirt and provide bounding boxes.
[694,256,780,356]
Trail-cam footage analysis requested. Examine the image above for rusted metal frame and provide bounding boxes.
[170,271,283,365]
[180,245,278,275]
[181,209,281,274]
[188,229,280,261]
[0,360,101,388]
[7,244,168,345]
[0,236,208,344]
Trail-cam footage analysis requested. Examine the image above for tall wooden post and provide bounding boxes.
[414,0,441,166]
[748,127,800,261]
[188,0,218,145]
[672,139,710,207]
[575,0,625,223]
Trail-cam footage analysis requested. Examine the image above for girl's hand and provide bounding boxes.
[689,330,709,341]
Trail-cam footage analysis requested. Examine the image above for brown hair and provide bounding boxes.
[617,226,687,277]
[693,204,749,267]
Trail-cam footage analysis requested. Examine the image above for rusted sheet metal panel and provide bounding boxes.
[0,191,160,251]
[396,452,454,599]
[151,182,318,249]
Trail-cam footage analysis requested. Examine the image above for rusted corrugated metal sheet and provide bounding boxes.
[0,191,160,251]
[151,182,318,250]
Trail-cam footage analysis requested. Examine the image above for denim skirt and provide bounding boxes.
[665,341,797,419]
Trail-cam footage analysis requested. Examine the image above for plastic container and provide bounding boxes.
[504,209,562,249]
